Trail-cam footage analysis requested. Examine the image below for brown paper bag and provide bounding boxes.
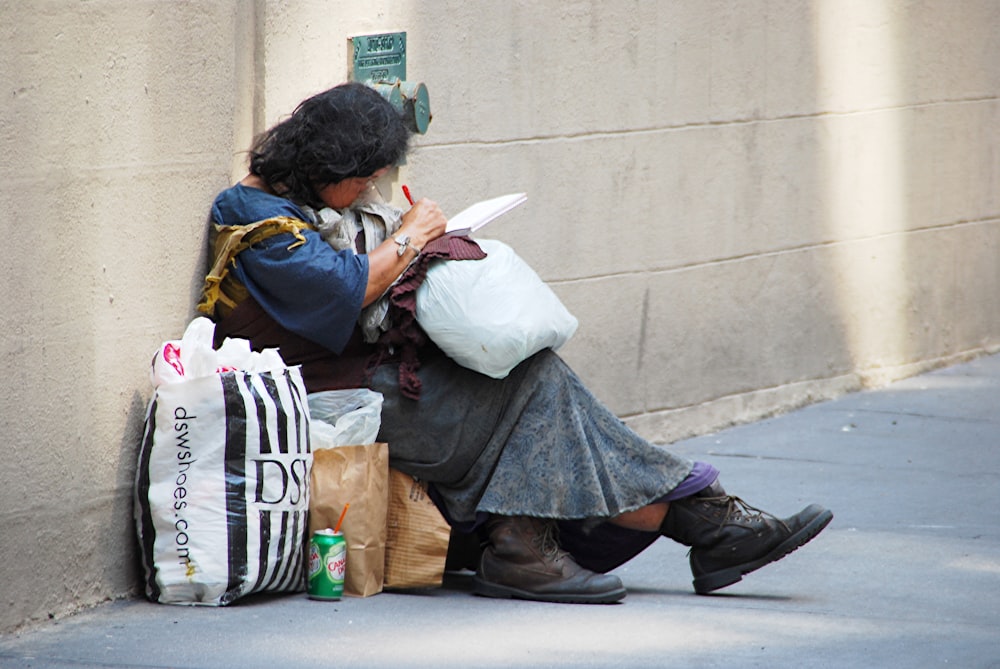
[384,468,451,590]
[309,444,388,597]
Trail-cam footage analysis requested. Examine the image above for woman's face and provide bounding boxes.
[317,166,391,209]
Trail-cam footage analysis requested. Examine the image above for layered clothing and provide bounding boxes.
[202,183,713,570]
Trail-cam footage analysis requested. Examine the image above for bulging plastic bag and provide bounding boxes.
[308,389,384,447]
[150,317,285,387]
[415,239,578,379]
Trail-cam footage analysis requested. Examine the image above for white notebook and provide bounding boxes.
[446,192,528,234]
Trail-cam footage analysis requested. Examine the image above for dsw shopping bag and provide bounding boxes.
[135,318,312,605]
[384,469,451,590]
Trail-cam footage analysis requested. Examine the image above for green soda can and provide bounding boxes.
[308,529,346,600]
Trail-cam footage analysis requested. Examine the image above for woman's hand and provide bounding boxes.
[397,197,447,250]
[361,197,448,307]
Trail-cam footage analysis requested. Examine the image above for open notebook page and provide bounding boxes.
[445,192,527,234]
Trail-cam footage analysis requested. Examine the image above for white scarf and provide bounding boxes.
[301,186,405,343]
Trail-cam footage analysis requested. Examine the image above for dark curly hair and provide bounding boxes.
[249,82,412,208]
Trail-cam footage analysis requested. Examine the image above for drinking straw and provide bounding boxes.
[333,503,350,533]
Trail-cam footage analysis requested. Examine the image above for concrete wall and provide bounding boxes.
[1,0,997,632]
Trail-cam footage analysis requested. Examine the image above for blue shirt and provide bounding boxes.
[210,184,369,354]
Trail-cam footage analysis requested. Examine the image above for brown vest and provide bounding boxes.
[198,216,377,392]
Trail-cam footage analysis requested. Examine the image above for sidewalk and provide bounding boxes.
[2,354,999,668]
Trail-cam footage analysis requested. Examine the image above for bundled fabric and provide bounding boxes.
[135,318,312,605]
[384,234,486,399]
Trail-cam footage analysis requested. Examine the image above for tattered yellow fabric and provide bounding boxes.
[197,216,316,319]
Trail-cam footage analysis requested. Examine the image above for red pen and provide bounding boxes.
[402,184,415,206]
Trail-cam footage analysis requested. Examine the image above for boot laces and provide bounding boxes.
[532,520,567,560]
[703,495,789,532]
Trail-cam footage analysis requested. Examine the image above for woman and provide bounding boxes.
[200,82,832,604]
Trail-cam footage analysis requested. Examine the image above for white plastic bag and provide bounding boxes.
[135,318,312,605]
[415,239,578,379]
[150,317,286,387]
[307,389,384,448]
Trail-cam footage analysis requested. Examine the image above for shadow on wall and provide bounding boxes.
[113,391,151,598]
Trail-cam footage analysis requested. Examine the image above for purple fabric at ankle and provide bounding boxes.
[659,461,720,502]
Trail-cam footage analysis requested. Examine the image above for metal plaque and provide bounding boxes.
[350,32,407,83]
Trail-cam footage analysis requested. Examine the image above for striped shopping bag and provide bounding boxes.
[134,367,312,605]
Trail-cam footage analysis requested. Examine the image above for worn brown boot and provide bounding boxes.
[473,516,627,604]
[661,482,833,594]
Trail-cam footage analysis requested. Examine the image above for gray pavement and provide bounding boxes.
[3,354,1000,668]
